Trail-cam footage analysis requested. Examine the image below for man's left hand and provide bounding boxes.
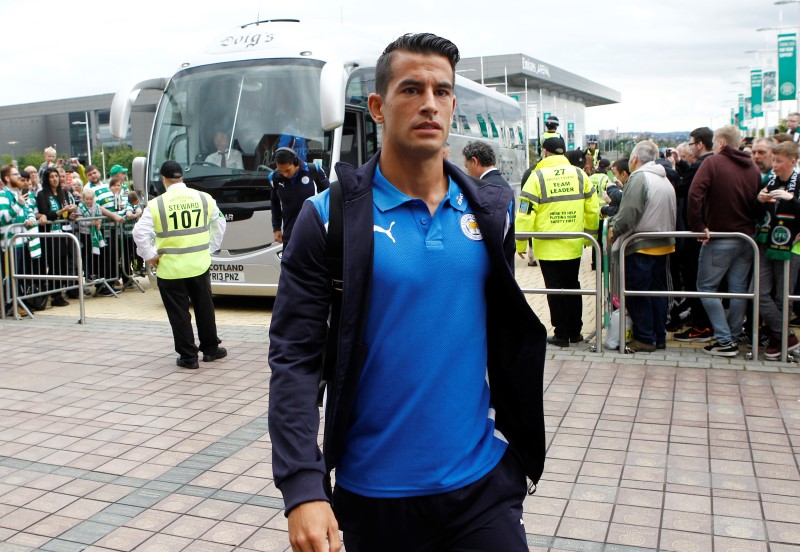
[607,226,615,243]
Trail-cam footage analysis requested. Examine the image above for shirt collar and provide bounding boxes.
[479,167,495,179]
[373,163,466,213]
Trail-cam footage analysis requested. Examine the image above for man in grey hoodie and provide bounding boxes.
[608,140,677,352]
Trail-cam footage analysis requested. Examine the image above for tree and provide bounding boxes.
[16,151,45,171]
[104,145,146,175]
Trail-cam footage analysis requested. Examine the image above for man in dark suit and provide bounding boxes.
[463,141,510,188]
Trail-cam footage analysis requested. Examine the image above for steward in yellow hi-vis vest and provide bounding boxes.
[133,161,228,369]
[151,184,213,279]
[515,137,599,346]
[516,145,599,261]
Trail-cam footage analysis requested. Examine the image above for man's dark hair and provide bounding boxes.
[462,141,495,167]
[374,33,460,96]
[612,159,629,175]
[690,127,713,151]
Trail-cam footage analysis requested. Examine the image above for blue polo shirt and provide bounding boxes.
[310,165,507,498]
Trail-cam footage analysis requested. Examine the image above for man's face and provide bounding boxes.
[6,168,21,188]
[214,132,229,152]
[612,166,628,185]
[58,169,67,185]
[789,115,800,131]
[772,153,796,179]
[678,144,695,164]
[464,156,481,178]
[276,162,299,180]
[86,168,101,183]
[368,50,455,158]
[752,142,773,173]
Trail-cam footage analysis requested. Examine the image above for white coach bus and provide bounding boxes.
[111,18,527,296]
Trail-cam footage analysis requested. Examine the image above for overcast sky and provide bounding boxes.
[1,0,795,133]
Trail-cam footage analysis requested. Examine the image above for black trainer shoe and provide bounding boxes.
[51,295,70,307]
[673,326,713,342]
[702,341,739,357]
[202,347,228,362]
[176,357,199,369]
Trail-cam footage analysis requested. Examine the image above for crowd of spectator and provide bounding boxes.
[541,123,800,360]
[0,147,142,316]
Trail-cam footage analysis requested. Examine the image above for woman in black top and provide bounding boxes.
[36,168,77,306]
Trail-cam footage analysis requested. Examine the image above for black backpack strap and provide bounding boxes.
[318,180,343,404]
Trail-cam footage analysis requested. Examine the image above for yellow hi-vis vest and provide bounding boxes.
[542,131,562,141]
[590,171,610,208]
[515,155,600,261]
[150,186,213,280]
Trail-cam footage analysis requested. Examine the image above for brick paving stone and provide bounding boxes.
[0,262,799,550]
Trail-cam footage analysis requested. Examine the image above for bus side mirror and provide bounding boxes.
[320,61,346,131]
[110,78,169,140]
[132,156,148,201]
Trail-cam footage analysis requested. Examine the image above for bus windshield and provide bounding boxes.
[149,58,333,191]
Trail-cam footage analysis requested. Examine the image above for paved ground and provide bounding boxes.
[0,250,798,551]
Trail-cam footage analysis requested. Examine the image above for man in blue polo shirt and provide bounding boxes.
[268,33,546,551]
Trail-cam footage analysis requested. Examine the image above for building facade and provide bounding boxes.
[457,54,620,150]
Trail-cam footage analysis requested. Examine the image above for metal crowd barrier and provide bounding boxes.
[515,231,603,351]
[8,232,86,323]
[617,231,760,359]
[776,253,800,363]
[1,217,146,322]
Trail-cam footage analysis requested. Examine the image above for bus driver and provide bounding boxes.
[206,130,243,169]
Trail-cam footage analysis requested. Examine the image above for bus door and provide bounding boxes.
[339,105,379,168]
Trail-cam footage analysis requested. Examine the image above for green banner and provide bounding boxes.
[738,94,746,130]
[543,112,551,126]
[567,122,575,149]
[731,108,735,126]
[764,70,777,103]
[779,33,797,101]
[751,70,763,118]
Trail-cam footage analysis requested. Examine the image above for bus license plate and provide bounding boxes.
[210,264,245,282]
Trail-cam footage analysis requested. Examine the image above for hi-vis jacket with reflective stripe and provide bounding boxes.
[150,186,215,279]
[515,154,600,261]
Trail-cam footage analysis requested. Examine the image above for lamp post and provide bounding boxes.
[7,141,17,164]
[71,111,92,166]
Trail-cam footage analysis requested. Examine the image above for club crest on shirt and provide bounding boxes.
[301,176,310,184]
[460,214,482,241]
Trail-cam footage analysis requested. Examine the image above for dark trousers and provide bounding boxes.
[157,269,219,360]
[41,236,72,297]
[676,238,711,328]
[332,449,528,552]
[626,253,669,344]
[100,227,119,283]
[539,257,583,338]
